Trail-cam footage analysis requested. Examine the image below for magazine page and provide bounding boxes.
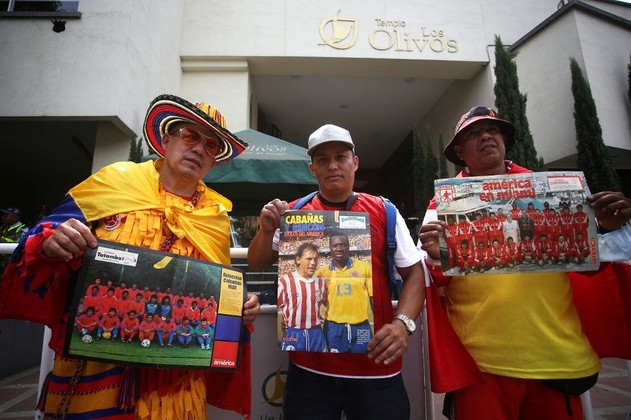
[277,210,373,353]
[434,171,598,275]
[64,239,245,370]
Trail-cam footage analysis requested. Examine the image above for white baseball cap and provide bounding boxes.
[307,124,355,156]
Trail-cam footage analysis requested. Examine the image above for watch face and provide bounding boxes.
[405,319,416,332]
[396,314,416,333]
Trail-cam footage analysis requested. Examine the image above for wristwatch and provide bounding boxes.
[394,313,416,335]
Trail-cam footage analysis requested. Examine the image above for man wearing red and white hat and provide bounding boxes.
[419,106,631,419]
[0,94,259,419]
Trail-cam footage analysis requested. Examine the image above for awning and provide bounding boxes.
[206,129,316,184]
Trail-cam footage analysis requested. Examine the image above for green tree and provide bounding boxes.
[412,126,427,217]
[423,125,439,204]
[129,137,144,163]
[628,52,631,108]
[437,133,449,178]
[493,35,544,171]
[570,57,620,193]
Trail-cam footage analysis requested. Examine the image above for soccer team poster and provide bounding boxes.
[434,171,599,275]
[64,240,245,370]
[278,210,374,353]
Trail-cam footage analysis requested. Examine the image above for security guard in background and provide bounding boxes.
[1,207,28,242]
[1,207,28,271]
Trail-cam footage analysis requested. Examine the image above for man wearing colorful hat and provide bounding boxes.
[418,106,631,419]
[0,94,259,419]
[248,123,426,419]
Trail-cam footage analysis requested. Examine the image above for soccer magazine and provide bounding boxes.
[434,171,599,275]
[277,210,373,353]
[64,239,245,370]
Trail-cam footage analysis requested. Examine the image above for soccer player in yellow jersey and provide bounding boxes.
[316,230,373,353]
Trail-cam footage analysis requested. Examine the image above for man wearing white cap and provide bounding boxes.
[248,123,425,419]
[0,94,260,419]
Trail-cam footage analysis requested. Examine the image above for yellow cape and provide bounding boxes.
[69,159,232,265]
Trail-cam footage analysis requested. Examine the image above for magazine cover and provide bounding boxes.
[277,210,373,353]
[64,239,245,370]
[434,171,599,275]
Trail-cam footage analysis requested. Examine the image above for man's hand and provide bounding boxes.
[588,191,631,232]
[367,320,409,365]
[248,199,290,270]
[242,293,260,325]
[418,220,445,260]
[258,199,290,233]
[42,218,97,262]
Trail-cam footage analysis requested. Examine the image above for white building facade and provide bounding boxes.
[2,0,630,221]
[1,1,631,418]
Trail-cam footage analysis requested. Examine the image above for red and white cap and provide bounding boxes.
[444,106,515,165]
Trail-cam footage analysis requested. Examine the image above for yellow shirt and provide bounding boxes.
[444,272,600,379]
[316,258,372,324]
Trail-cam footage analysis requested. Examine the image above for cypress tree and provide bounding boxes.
[628,52,631,107]
[437,133,449,178]
[493,35,544,171]
[412,126,427,216]
[129,137,144,163]
[424,125,439,204]
[570,57,620,192]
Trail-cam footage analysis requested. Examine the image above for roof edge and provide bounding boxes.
[509,0,631,51]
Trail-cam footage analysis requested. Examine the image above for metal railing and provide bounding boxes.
[0,243,17,255]
[0,244,278,293]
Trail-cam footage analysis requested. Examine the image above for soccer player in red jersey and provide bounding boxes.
[138,313,157,344]
[120,310,139,343]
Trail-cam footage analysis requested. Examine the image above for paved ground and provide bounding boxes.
[0,359,629,419]
[589,359,631,420]
[0,366,39,419]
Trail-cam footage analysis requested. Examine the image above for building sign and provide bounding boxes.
[319,10,359,50]
[261,365,287,408]
[319,10,459,54]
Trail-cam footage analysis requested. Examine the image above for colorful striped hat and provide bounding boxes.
[143,94,248,165]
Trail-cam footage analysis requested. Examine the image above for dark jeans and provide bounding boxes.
[283,362,410,420]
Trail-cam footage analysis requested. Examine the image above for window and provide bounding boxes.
[0,0,80,17]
